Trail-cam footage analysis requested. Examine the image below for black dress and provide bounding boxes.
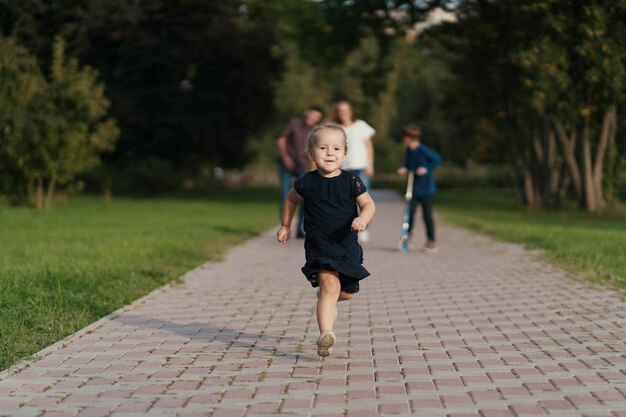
[294,170,370,293]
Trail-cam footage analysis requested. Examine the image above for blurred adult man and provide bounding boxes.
[277,105,324,238]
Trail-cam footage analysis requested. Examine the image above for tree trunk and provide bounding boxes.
[554,120,582,199]
[556,168,570,207]
[547,130,560,195]
[36,175,44,210]
[526,118,562,207]
[531,128,545,206]
[581,117,597,211]
[44,176,56,210]
[532,130,543,163]
[592,106,616,210]
[523,168,536,207]
[604,110,619,203]
[511,169,525,205]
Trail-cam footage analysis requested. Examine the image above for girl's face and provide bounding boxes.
[309,129,347,176]
[336,103,353,125]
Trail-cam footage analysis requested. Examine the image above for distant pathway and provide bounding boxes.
[1,190,625,417]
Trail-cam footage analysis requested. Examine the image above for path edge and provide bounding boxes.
[0,263,210,381]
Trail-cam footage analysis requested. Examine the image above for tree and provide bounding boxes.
[39,36,119,208]
[427,0,625,210]
[518,1,626,210]
[0,36,119,208]
[2,0,283,184]
[244,39,331,172]
[0,36,47,204]
[65,0,281,170]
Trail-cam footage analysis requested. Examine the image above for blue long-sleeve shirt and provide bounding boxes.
[404,144,442,196]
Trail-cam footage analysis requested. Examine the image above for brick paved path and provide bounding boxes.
[1,190,625,417]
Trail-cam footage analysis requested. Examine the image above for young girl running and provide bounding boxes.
[277,123,376,358]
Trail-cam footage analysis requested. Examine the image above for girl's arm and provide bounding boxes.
[351,192,376,231]
[277,188,303,242]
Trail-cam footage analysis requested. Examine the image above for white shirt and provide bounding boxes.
[341,120,375,170]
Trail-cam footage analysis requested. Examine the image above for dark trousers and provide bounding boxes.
[408,194,435,241]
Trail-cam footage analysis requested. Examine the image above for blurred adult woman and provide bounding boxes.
[331,100,376,243]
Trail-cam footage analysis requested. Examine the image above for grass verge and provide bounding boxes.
[437,189,626,288]
[0,188,278,371]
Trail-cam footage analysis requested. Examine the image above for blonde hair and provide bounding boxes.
[305,123,348,153]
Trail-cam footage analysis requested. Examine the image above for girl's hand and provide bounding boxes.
[351,217,367,232]
[416,167,427,176]
[396,167,408,176]
[276,225,290,242]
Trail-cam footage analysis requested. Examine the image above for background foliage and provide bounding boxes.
[0,0,624,209]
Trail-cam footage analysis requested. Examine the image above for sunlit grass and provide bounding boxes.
[437,189,626,287]
[0,188,278,371]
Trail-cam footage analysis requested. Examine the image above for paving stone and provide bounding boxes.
[1,190,625,417]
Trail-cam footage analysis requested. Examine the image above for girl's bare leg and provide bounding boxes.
[338,291,354,301]
[317,271,341,332]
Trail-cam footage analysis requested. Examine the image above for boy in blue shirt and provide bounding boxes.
[396,125,442,253]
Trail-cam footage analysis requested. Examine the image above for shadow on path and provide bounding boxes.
[112,314,318,362]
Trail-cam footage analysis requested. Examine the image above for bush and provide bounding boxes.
[106,157,182,196]
[436,163,512,189]
[373,162,512,190]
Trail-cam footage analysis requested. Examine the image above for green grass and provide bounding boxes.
[437,189,626,288]
[0,188,279,371]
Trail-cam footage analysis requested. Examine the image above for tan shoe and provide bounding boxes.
[422,240,439,254]
[317,331,336,357]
